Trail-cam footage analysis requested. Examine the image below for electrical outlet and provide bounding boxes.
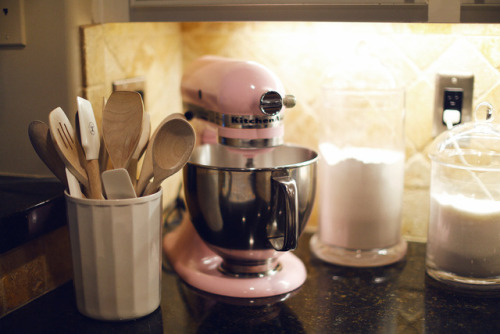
[112,76,146,104]
[432,73,474,137]
[0,0,26,47]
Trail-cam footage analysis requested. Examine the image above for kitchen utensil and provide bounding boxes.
[102,91,143,170]
[75,111,81,145]
[127,112,151,187]
[164,56,316,299]
[28,120,68,188]
[77,97,103,199]
[142,117,195,196]
[102,168,137,199]
[99,97,109,173]
[48,107,89,193]
[135,113,184,196]
[102,91,143,199]
[66,167,85,199]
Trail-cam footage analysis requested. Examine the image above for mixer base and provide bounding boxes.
[163,219,307,299]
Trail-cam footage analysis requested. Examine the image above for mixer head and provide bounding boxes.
[181,56,296,150]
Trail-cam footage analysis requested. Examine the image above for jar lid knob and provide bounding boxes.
[474,101,494,123]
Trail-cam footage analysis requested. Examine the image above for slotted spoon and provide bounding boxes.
[48,107,89,193]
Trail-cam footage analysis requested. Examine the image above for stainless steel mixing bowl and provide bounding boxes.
[183,144,317,276]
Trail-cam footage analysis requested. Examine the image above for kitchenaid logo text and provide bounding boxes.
[225,114,283,128]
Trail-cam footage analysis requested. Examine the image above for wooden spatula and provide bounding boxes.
[102,91,143,170]
[101,91,143,199]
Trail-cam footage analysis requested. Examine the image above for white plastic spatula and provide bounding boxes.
[102,168,137,199]
[77,97,104,199]
[65,167,85,198]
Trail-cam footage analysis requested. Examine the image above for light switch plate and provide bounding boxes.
[0,0,26,47]
[432,73,474,137]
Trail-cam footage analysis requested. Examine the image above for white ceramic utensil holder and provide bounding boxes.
[65,189,162,320]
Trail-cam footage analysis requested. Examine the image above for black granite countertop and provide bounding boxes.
[2,232,500,333]
[0,176,66,254]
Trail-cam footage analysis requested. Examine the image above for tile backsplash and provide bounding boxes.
[81,22,500,242]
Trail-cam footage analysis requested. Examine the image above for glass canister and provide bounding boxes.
[310,50,407,267]
[426,102,500,289]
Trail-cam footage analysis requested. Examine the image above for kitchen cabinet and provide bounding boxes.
[98,0,500,23]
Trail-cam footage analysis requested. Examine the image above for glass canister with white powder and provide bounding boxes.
[427,102,500,290]
[310,44,407,267]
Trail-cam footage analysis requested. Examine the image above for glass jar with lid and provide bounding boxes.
[427,102,500,289]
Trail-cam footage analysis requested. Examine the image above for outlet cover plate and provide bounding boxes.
[112,76,146,108]
[433,73,474,137]
[0,0,26,47]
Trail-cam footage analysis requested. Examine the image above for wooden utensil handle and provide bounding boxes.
[142,181,160,197]
[127,158,139,187]
[85,159,104,199]
[135,170,152,197]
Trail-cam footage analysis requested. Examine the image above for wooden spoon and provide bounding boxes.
[102,91,143,170]
[48,107,89,191]
[136,113,185,196]
[143,116,195,196]
[28,120,68,188]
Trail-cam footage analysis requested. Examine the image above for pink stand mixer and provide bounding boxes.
[163,56,317,299]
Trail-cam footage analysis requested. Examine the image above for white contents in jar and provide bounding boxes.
[427,193,500,278]
[318,144,405,250]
